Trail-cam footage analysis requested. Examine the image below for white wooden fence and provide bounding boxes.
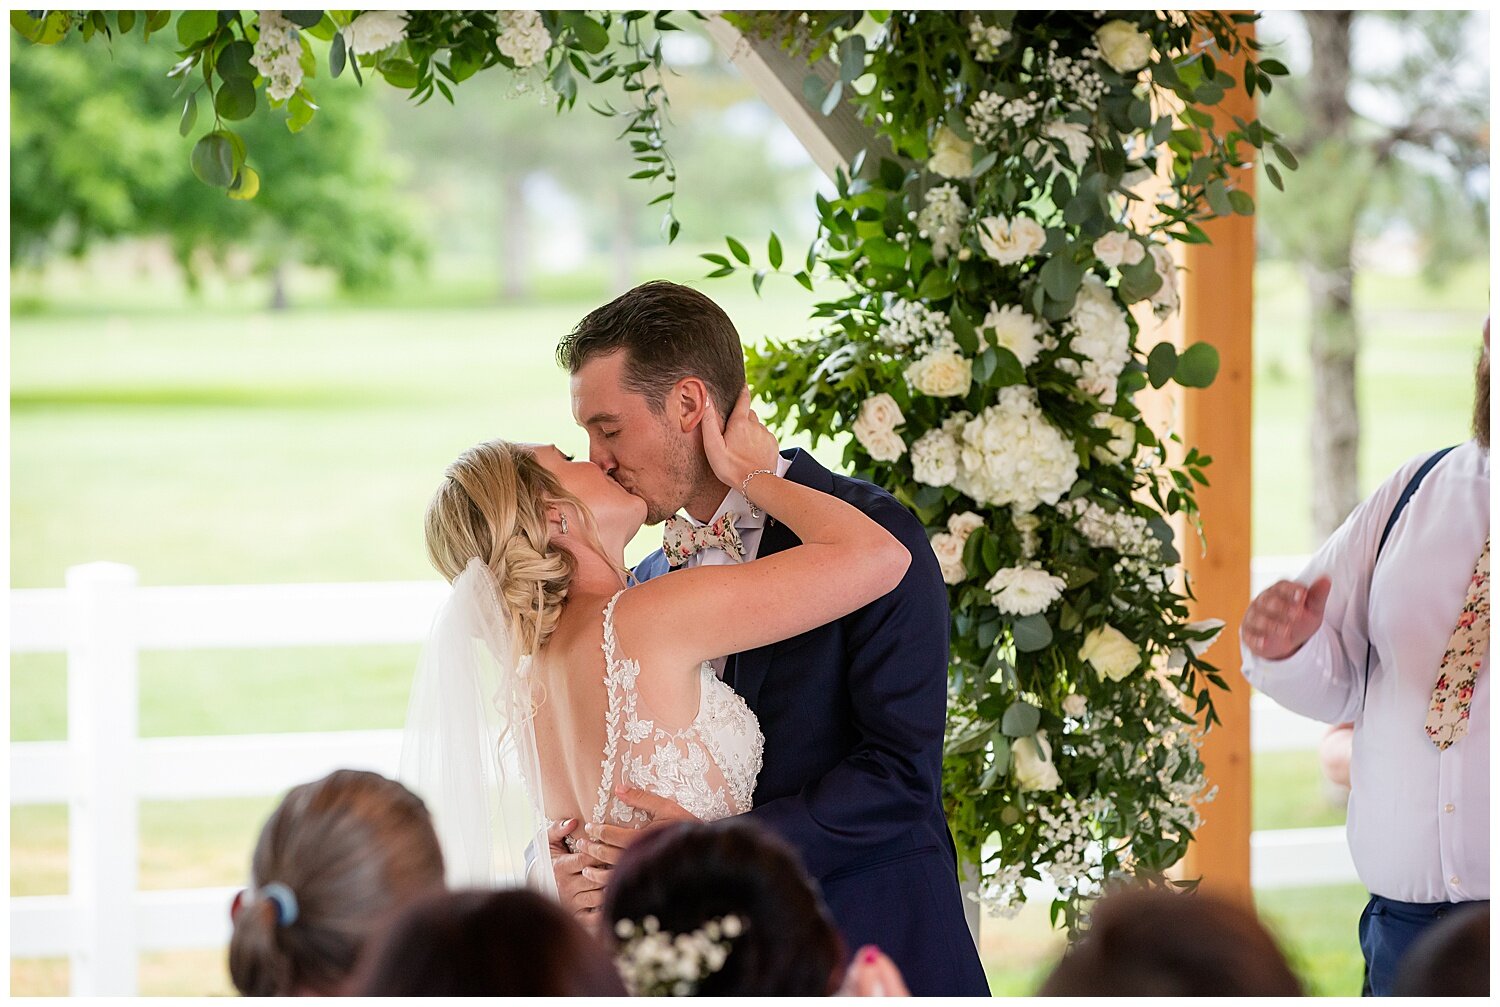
[11,558,1344,994]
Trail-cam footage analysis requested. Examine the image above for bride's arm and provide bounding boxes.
[618,390,910,669]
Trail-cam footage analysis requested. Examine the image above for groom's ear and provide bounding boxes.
[670,376,712,434]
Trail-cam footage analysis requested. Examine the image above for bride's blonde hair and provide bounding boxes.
[425,440,604,657]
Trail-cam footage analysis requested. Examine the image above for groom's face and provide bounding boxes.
[570,351,700,525]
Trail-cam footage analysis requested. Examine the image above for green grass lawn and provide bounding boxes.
[9,252,1480,994]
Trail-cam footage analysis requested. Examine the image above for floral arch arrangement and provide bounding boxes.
[14,9,1289,931]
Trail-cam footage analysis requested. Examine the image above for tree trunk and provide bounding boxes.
[1300,12,1362,542]
[499,172,529,302]
[268,262,289,312]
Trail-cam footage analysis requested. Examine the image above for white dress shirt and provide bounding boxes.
[1241,439,1489,903]
[677,454,793,678]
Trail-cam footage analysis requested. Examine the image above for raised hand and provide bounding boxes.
[701,387,779,490]
[1241,576,1332,660]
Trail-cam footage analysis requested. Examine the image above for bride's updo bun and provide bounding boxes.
[425,440,590,656]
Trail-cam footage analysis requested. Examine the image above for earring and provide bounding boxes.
[559,514,569,535]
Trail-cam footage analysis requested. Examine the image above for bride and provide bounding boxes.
[403,391,910,893]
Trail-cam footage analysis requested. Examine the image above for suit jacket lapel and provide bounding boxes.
[725,448,831,708]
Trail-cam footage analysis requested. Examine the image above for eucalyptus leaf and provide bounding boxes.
[1175,342,1220,388]
[1000,700,1041,737]
[176,9,218,47]
[214,77,257,121]
[216,40,254,80]
[179,92,198,137]
[1147,342,1178,389]
[283,11,324,29]
[1039,255,1083,302]
[329,31,347,78]
[190,131,236,187]
[227,165,260,201]
[1012,613,1053,652]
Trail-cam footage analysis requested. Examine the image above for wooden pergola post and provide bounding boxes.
[1173,27,1257,904]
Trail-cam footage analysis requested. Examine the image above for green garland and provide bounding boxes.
[714,10,1287,931]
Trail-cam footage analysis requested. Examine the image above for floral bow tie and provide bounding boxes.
[662,512,745,567]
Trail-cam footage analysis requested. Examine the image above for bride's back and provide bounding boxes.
[529,588,761,828]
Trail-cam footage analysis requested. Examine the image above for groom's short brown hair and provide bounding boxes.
[557,280,746,416]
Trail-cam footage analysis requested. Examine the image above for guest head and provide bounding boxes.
[1037,884,1303,996]
[425,439,645,654]
[1393,903,1488,996]
[349,888,627,995]
[558,280,748,524]
[227,769,445,996]
[602,818,846,995]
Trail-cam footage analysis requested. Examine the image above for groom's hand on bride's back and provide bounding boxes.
[546,818,610,926]
[575,788,701,866]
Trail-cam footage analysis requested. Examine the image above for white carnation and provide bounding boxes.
[905,349,973,398]
[1092,230,1146,269]
[1025,119,1094,172]
[977,214,1046,266]
[1065,274,1132,405]
[985,564,1067,616]
[951,386,1079,512]
[495,10,551,68]
[342,9,408,55]
[928,125,974,179]
[911,427,960,487]
[981,303,1043,368]
[930,532,967,585]
[852,394,906,462]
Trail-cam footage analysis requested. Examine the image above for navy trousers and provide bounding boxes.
[1359,895,1488,996]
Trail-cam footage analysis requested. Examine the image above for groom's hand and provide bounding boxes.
[547,818,609,924]
[576,787,702,864]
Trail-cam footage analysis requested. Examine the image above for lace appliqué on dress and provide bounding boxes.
[593,590,764,829]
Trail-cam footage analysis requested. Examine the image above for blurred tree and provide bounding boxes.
[1258,11,1488,538]
[10,30,425,308]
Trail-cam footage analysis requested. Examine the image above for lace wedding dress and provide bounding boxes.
[591,589,764,827]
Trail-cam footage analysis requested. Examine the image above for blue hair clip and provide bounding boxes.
[259,882,300,927]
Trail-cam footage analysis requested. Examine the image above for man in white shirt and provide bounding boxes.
[1240,326,1490,996]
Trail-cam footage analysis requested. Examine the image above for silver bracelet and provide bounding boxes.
[740,468,776,502]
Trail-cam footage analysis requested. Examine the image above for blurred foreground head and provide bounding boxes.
[350,887,627,995]
[227,769,445,996]
[1393,903,1488,996]
[602,818,846,995]
[1038,885,1303,996]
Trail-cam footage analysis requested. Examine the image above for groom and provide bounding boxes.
[554,280,989,995]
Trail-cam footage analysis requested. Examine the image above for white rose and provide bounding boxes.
[1091,413,1137,464]
[342,9,408,55]
[1011,730,1062,792]
[1167,618,1227,670]
[1092,231,1146,269]
[930,532,967,585]
[981,303,1043,368]
[911,428,960,487]
[852,394,906,462]
[905,349,973,398]
[928,125,974,179]
[1062,693,1088,718]
[948,511,985,541]
[1148,244,1180,314]
[976,214,1046,266]
[1079,624,1143,681]
[985,565,1067,616]
[1095,19,1153,74]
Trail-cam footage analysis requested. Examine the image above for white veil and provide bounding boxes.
[398,558,556,896]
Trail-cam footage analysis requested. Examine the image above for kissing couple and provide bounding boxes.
[404,280,988,995]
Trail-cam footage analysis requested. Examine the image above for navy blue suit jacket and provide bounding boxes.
[634,449,989,996]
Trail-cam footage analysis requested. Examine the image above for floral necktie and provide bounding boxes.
[1423,536,1489,750]
[662,512,745,568]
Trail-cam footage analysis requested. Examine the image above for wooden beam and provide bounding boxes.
[702,14,892,181]
[1175,23,1257,905]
